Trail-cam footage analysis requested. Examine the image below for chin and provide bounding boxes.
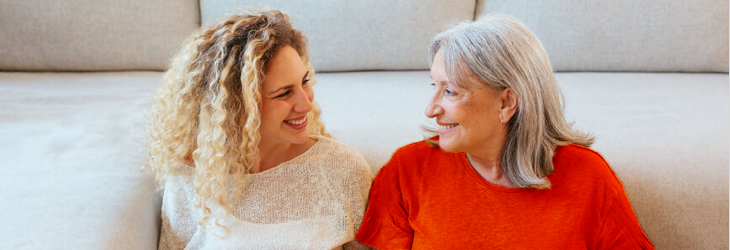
[291,132,310,145]
[437,139,460,153]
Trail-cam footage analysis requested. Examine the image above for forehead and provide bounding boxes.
[430,49,448,80]
[262,45,307,89]
[431,48,492,91]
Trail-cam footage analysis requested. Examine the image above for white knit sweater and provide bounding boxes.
[158,136,373,250]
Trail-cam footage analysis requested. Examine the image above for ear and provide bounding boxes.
[499,88,518,124]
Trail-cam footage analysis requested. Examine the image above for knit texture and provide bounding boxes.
[158,136,373,250]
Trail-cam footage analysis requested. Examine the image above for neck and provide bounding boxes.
[466,153,512,187]
[250,137,315,174]
[250,140,294,174]
[465,129,513,187]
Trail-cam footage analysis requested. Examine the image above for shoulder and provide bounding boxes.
[554,145,612,171]
[552,144,624,193]
[308,136,373,180]
[376,139,454,180]
[160,165,195,198]
[158,164,198,210]
[314,136,366,158]
[394,139,439,156]
[387,139,444,166]
[159,165,199,224]
[555,144,603,160]
[311,136,369,168]
[160,164,195,189]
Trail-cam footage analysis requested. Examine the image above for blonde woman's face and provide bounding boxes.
[425,49,506,154]
[260,45,313,148]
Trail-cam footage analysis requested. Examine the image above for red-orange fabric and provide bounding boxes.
[356,141,654,250]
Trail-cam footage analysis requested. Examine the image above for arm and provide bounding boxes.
[594,188,655,249]
[355,150,415,250]
[157,178,198,250]
[158,212,190,250]
[342,152,374,250]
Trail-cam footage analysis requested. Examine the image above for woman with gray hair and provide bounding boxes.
[355,15,654,249]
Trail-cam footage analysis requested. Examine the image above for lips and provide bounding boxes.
[437,122,459,134]
[284,116,306,125]
[284,116,308,130]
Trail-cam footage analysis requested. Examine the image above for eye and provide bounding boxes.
[302,78,310,86]
[430,83,436,88]
[443,87,455,96]
[275,90,291,98]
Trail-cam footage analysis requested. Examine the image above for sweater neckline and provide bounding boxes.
[176,135,327,177]
[245,136,325,177]
[458,152,527,193]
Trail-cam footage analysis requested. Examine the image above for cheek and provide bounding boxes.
[473,102,502,134]
[443,100,467,122]
[261,100,285,124]
[306,86,314,102]
[457,100,491,130]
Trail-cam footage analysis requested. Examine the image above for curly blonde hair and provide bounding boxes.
[145,10,329,225]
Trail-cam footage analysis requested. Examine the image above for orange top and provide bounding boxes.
[356,141,654,249]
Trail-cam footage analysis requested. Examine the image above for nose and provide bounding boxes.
[424,94,443,118]
[292,86,313,113]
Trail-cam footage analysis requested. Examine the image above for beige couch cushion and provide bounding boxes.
[200,0,475,72]
[0,72,163,249]
[0,1,200,71]
[477,0,729,72]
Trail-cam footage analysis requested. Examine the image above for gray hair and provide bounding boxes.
[427,14,594,188]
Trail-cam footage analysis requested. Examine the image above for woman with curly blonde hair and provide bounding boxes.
[146,10,372,249]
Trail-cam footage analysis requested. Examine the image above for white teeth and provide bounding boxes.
[440,124,458,129]
[285,117,307,125]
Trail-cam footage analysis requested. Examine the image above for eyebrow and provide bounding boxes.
[430,79,452,85]
[267,71,309,95]
[428,75,451,83]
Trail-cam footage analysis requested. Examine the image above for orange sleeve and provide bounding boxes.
[356,151,414,250]
[594,188,655,249]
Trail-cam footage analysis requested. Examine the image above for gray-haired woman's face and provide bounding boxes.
[425,49,514,156]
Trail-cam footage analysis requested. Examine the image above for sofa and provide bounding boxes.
[0,0,727,249]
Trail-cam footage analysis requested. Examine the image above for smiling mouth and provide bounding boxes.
[284,117,307,125]
[439,124,459,129]
[438,123,459,133]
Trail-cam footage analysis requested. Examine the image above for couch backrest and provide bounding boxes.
[0,0,200,71]
[2,1,726,73]
[477,0,729,73]
[200,0,476,72]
